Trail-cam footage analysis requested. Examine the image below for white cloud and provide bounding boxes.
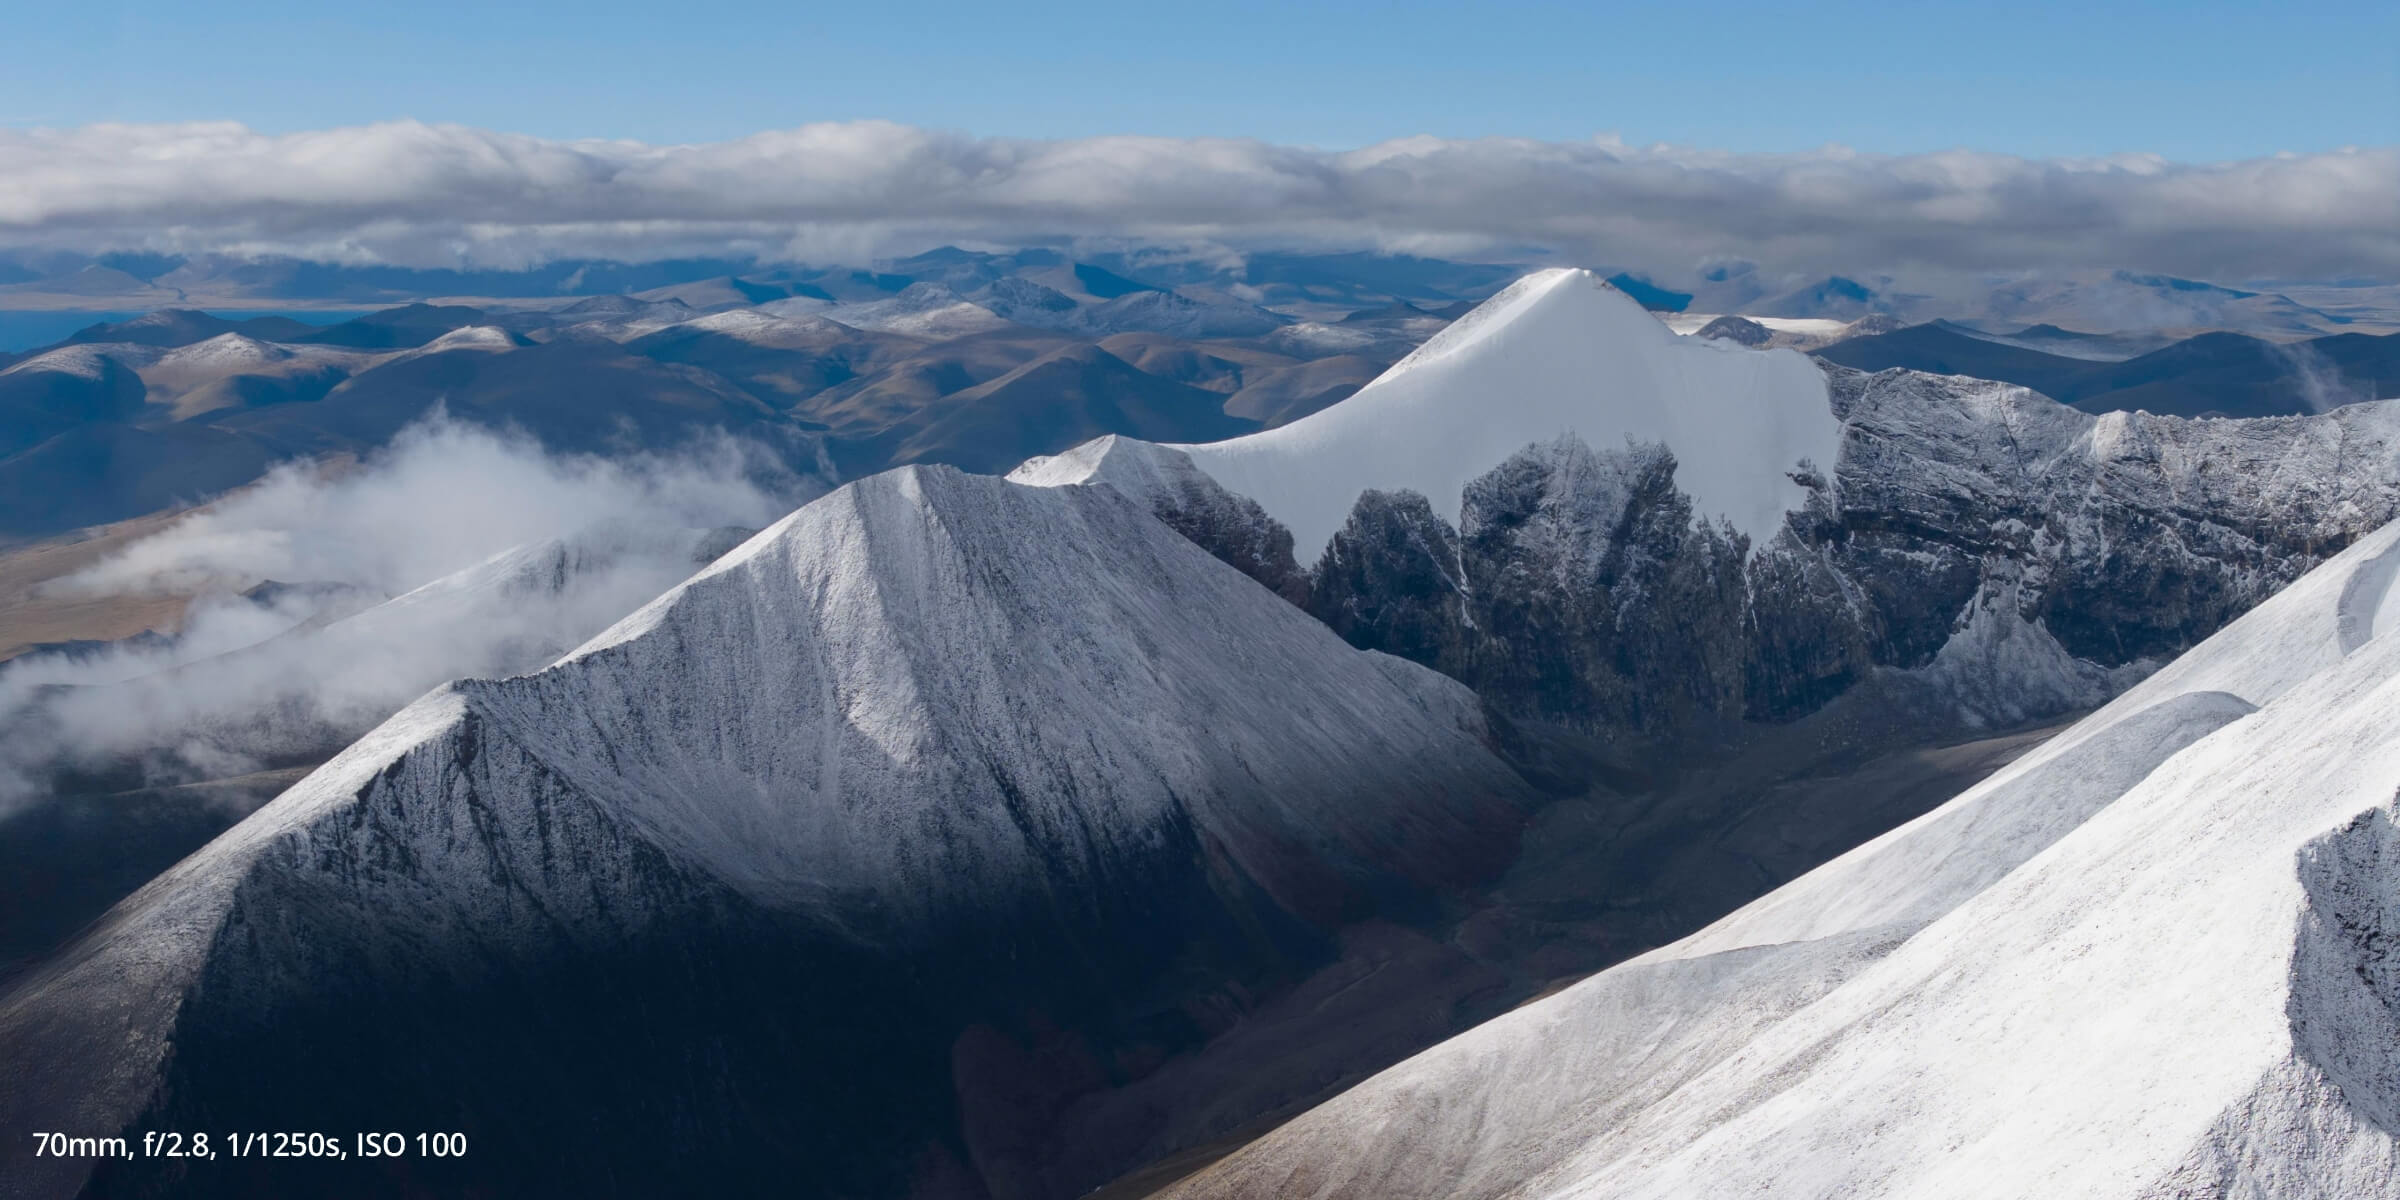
[63,418,788,596]
[0,121,2390,281]
[0,417,802,811]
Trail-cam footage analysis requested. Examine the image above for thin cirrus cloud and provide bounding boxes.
[0,120,2392,281]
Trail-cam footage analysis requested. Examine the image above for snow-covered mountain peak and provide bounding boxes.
[417,324,521,353]
[975,275,1080,316]
[1377,266,1592,378]
[1009,432,1181,492]
[155,332,292,370]
[1166,267,1842,560]
[0,342,157,379]
[296,462,1529,921]
[818,283,1009,338]
[674,307,847,347]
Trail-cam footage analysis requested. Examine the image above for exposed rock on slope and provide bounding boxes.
[0,467,1535,1200]
[1172,268,1844,560]
[1694,314,1770,345]
[1163,516,2400,1200]
[1023,326,2400,743]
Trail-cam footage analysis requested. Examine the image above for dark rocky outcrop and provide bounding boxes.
[1696,315,1771,346]
[1128,366,2400,748]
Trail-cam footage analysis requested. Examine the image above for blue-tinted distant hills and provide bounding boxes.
[1816,320,2400,417]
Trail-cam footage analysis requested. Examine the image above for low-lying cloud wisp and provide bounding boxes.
[0,417,809,813]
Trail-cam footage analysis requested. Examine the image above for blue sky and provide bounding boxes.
[7,0,2394,159]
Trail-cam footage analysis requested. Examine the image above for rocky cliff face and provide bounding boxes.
[1031,367,2400,750]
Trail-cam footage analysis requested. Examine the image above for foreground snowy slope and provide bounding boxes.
[0,467,1534,1200]
[1163,519,2400,1200]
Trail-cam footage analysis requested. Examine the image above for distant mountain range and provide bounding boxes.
[6,261,2396,553]
[1817,320,2400,417]
[0,281,1456,539]
[4,247,2392,343]
[0,247,1521,318]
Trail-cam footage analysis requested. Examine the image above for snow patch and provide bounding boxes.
[154,332,291,370]
[0,343,156,378]
[818,283,1009,339]
[674,308,845,348]
[1171,269,1842,561]
[417,325,518,353]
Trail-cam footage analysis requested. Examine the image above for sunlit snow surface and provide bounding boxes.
[1167,269,1843,560]
[1164,520,2400,1199]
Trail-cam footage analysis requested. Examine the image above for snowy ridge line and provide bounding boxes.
[1162,518,2400,1200]
[1162,268,1844,560]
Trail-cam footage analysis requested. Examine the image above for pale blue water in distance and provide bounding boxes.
[0,309,375,353]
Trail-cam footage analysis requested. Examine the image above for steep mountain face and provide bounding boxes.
[1162,514,2400,1200]
[1170,269,1845,564]
[1001,287,2400,1167]
[1014,435,1310,607]
[0,467,1536,1200]
[1021,276,2400,751]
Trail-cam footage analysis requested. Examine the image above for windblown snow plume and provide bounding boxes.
[2269,338,2381,413]
[0,418,803,811]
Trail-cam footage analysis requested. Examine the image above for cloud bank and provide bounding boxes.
[0,418,800,812]
[1,121,2392,282]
